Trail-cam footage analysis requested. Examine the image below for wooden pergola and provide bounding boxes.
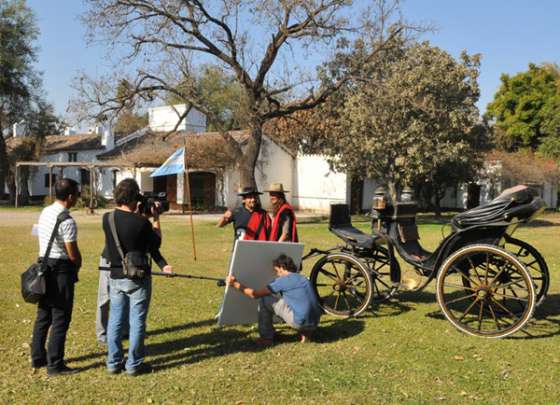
[14,161,139,211]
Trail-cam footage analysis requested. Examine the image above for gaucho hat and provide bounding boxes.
[237,186,263,197]
[264,183,290,193]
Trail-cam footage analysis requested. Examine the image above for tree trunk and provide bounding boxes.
[387,180,399,204]
[238,122,263,188]
[19,168,30,206]
[7,178,15,205]
[0,121,6,200]
[433,186,444,218]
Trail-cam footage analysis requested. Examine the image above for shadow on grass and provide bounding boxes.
[149,318,365,371]
[67,318,365,373]
[371,299,413,318]
[64,319,218,367]
[423,294,560,340]
[396,290,437,304]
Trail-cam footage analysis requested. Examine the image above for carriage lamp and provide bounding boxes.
[400,186,415,202]
[372,186,387,210]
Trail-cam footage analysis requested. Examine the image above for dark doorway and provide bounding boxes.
[466,183,481,209]
[153,176,167,193]
[80,169,90,186]
[166,175,177,205]
[189,172,216,210]
[350,177,364,214]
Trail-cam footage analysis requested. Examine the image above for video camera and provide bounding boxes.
[138,192,170,217]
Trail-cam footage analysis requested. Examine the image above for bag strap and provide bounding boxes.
[41,211,70,271]
[108,211,126,261]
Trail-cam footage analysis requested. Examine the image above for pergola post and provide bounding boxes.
[48,165,53,201]
[89,167,95,214]
[15,165,19,208]
[183,140,197,261]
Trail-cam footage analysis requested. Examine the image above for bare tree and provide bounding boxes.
[76,0,410,187]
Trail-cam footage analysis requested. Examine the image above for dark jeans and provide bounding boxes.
[30,260,76,371]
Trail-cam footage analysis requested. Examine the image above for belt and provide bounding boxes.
[38,257,73,265]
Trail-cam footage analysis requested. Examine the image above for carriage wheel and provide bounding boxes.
[501,236,549,306]
[365,246,401,302]
[309,253,373,317]
[436,244,535,338]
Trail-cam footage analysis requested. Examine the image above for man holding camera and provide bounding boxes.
[102,178,172,376]
[31,178,82,376]
[217,186,271,241]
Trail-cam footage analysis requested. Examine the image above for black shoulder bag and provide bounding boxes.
[108,211,149,279]
[21,212,69,304]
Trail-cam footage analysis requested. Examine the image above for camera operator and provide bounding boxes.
[102,178,172,376]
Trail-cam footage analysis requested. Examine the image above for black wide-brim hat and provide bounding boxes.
[238,186,263,197]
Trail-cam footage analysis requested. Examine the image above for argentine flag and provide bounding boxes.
[151,147,185,177]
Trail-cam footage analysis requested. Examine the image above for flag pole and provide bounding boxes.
[183,138,197,261]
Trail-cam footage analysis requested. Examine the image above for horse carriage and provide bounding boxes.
[303,185,549,338]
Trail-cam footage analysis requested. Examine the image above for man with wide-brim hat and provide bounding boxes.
[265,183,298,242]
[217,186,271,241]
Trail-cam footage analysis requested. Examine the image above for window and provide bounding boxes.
[68,152,78,162]
[44,173,57,187]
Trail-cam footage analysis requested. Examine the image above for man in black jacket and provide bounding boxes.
[103,178,172,376]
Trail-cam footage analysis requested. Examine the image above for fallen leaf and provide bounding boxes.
[453,355,464,361]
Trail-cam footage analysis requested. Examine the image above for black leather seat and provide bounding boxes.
[329,204,376,250]
[452,185,541,230]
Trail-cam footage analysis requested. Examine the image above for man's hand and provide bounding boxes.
[217,209,233,227]
[226,275,237,287]
[151,201,161,221]
[162,264,173,274]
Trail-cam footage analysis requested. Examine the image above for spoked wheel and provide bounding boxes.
[364,246,400,302]
[436,244,536,338]
[501,236,549,306]
[309,253,373,317]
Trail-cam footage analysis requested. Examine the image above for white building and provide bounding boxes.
[4,104,208,200]
[10,102,554,213]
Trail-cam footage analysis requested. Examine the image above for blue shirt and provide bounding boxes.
[267,273,322,327]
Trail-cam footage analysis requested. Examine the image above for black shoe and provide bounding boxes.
[107,366,122,375]
[32,359,47,369]
[47,365,79,376]
[127,363,152,377]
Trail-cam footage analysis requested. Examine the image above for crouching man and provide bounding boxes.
[226,254,322,345]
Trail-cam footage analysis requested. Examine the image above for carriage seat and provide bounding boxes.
[451,185,544,230]
[329,204,377,250]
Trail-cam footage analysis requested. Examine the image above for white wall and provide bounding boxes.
[219,136,295,210]
[255,137,294,210]
[292,154,347,213]
[27,150,104,196]
[148,104,207,133]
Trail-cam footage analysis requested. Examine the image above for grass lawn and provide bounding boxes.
[1,210,560,404]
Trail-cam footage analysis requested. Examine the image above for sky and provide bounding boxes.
[27,0,560,122]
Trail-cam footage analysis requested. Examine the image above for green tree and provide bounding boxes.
[486,63,560,151]
[314,41,482,202]
[0,0,40,199]
[6,99,62,205]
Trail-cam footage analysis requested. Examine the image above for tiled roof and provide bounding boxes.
[96,130,250,168]
[6,133,103,153]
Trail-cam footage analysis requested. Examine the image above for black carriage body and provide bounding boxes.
[307,184,548,337]
[369,185,546,275]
